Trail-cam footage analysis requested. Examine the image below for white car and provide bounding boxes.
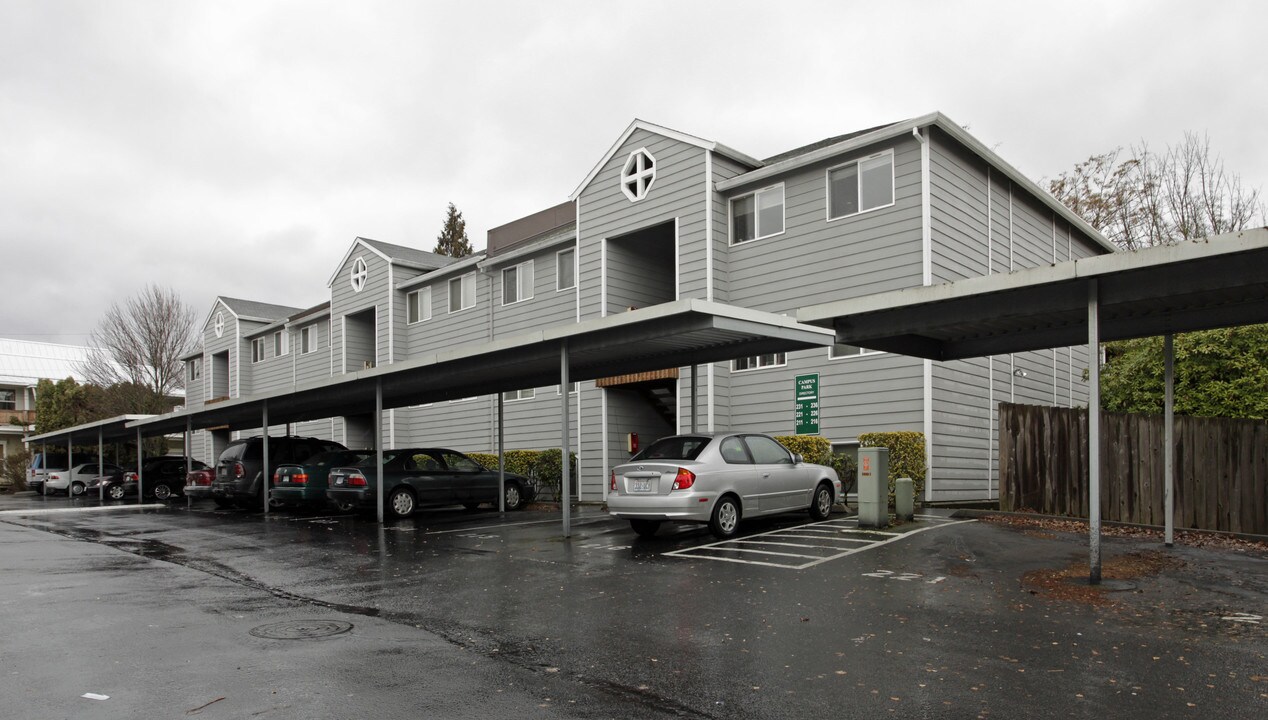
[607,432,841,538]
[44,462,126,496]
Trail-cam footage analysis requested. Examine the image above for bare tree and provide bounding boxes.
[83,285,197,413]
[1049,132,1264,250]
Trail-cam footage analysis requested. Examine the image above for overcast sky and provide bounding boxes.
[2,0,1265,345]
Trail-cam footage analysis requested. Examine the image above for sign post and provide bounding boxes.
[794,373,820,435]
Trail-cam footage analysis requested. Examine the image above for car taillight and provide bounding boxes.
[347,473,367,488]
[610,470,616,491]
[234,462,245,479]
[672,467,696,490]
[48,473,62,481]
[125,472,138,482]
[291,472,308,485]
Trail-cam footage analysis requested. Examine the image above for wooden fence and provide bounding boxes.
[999,403,1268,535]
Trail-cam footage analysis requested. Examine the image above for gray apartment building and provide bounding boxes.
[180,112,1114,503]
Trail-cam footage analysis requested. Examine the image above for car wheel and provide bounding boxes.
[213,497,237,509]
[708,496,741,539]
[387,487,416,519]
[630,519,661,538]
[70,482,85,497]
[503,482,523,511]
[809,482,833,520]
[462,502,482,511]
[152,483,172,501]
[107,485,126,501]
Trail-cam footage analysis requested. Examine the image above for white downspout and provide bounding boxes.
[914,126,935,502]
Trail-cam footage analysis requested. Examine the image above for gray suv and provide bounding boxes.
[210,436,346,509]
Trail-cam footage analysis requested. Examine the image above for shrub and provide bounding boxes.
[465,448,577,502]
[774,435,832,466]
[858,431,926,502]
[1,449,31,492]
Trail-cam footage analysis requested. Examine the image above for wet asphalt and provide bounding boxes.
[0,492,1264,720]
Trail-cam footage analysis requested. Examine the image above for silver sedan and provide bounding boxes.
[606,432,841,538]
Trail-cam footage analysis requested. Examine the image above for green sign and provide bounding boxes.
[794,373,819,435]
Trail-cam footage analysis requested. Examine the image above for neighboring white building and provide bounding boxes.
[0,339,91,461]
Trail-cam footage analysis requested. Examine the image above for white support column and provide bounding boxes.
[186,417,193,511]
[497,392,505,513]
[261,402,270,514]
[97,429,104,503]
[375,379,384,524]
[1087,280,1102,584]
[135,428,143,502]
[560,342,571,538]
[1164,333,1175,547]
[690,364,698,433]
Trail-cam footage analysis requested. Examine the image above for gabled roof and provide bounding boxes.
[761,122,903,165]
[396,251,488,291]
[326,237,454,288]
[569,119,763,201]
[202,297,303,333]
[715,111,1118,254]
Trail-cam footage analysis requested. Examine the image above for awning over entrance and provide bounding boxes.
[796,228,1268,359]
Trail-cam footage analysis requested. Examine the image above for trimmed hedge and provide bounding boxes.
[773,435,832,466]
[858,431,926,502]
[465,449,578,502]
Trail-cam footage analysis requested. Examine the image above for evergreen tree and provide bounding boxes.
[433,202,473,258]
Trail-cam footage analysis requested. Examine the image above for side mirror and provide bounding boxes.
[792,453,803,465]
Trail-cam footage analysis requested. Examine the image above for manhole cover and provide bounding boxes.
[249,620,353,640]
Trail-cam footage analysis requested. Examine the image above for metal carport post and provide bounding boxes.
[1087,280,1102,583]
[135,427,143,501]
[560,340,570,538]
[261,402,269,514]
[375,379,384,524]
[97,429,104,503]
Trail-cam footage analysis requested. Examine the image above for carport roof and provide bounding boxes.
[796,228,1268,361]
[128,299,835,435]
[26,414,154,446]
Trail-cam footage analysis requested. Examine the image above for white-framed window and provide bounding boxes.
[300,325,316,354]
[830,343,883,359]
[502,388,534,402]
[407,287,432,324]
[502,260,534,305]
[449,273,476,313]
[556,248,576,291]
[251,337,265,363]
[0,389,16,411]
[827,150,895,220]
[731,353,786,372]
[730,184,785,244]
[557,382,579,395]
[214,312,224,338]
[188,357,203,381]
[350,256,368,292]
[620,148,656,201]
[274,331,288,357]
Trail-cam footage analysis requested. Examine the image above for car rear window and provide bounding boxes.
[632,436,711,461]
[219,442,250,463]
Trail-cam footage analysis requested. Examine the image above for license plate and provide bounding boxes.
[631,478,652,493]
[334,477,344,485]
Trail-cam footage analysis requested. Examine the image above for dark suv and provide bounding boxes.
[210,436,346,509]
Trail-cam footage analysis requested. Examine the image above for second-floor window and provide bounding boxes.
[407,287,432,324]
[828,150,895,220]
[502,260,534,305]
[0,389,15,410]
[274,331,288,357]
[731,184,785,244]
[449,273,476,313]
[300,325,316,354]
[732,353,786,372]
[251,337,265,363]
[557,248,576,290]
[189,357,202,381]
[502,388,534,402]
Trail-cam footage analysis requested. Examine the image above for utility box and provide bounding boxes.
[857,447,890,528]
[895,477,914,521]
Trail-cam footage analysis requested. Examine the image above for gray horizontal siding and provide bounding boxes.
[490,244,578,336]
[400,272,491,356]
[292,320,331,383]
[930,130,990,283]
[579,129,708,321]
[727,136,924,313]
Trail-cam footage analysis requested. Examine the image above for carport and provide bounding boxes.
[797,227,1268,582]
[25,414,154,502]
[127,300,836,534]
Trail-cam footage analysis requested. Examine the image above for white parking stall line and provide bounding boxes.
[663,517,977,570]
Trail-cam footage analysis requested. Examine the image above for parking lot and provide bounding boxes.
[1,493,1265,719]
